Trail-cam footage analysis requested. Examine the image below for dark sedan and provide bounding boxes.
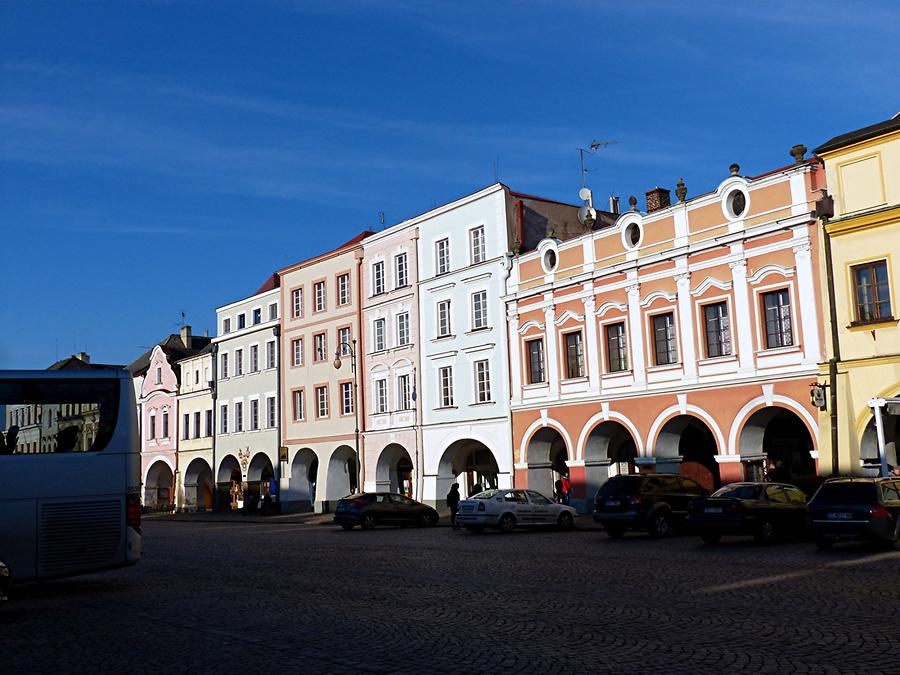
[687,482,808,545]
[334,492,439,530]
[808,477,900,550]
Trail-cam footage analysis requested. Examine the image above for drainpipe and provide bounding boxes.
[274,323,282,504]
[412,230,425,504]
[210,343,219,510]
[819,193,841,475]
[356,252,367,490]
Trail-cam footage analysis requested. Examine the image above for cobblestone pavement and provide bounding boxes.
[4,521,900,674]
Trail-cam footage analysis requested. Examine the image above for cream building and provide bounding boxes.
[174,347,213,510]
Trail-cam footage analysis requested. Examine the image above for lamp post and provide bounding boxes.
[333,338,361,494]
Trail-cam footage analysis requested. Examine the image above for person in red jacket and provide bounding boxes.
[560,475,571,506]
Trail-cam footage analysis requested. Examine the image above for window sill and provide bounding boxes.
[755,345,801,357]
[848,317,897,330]
[647,363,681,373]
[466,327,491,335]
[435,405,458,411]
[523,381,549,389]
[603,369,631,378]
[561,376,588,384]
[698,354,738,366]
[470,401,496,407]
[432,334,456,342]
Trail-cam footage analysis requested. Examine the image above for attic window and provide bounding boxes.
[727,190,747,218]
[542,249,558,274]
[623,222,643,250]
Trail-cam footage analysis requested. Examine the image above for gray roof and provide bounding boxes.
[127,334,213,376]
[814,114,900,155]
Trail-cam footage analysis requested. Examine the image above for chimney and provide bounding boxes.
[180,325,192,349]
[609,195,620,215]
[645,187,671,213]
[75,352,90,364]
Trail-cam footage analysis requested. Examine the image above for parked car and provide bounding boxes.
[686,482,808,545]
[593,474,708,538]
[808,477,900,550]
[456,489,576,533]
[334,492,439,530]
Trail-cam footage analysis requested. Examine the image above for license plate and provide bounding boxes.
[605,500,618,507]
[827,512,852,520]
[704,507,723,514]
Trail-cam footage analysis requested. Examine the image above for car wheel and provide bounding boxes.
[605,525,626,539]
[754,520,777,545]
[557,512,574,531]
[420,512,437,527]
[701,534,721,545]
[361,514,377,530]
[814,536,833,551]
[498,513,516,534]
[340,523,354,531]
[648,511,672,538]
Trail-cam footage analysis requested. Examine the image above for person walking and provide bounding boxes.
[561,474,571,506]
[447,483,461,530]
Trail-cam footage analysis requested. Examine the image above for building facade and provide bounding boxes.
[279,232,372,512]
[214,278,281,510]
[174,347,213,511]
[506,159,827,511]
[814,115,900,475]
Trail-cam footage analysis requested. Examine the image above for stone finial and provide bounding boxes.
[546,225,555,239]
[628,195,638,211]
[729,163,741,176]
[790,144,807,163]
[511,238,521,256]
[675,177,687,202]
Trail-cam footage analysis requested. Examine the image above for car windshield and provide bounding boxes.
[471,490,500,500]
[814,482,878,503]
[598,476,642,497]
[712,485,763,500]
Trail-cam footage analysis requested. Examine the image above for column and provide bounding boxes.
[793,242,822,365]
[544,304,560,398]
[675,272,697,380]
[582,296,601,393]
[508,312,522,404]
[626,284,646,386]
[729,260,755,373]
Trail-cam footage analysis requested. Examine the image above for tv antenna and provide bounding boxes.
[579,140,618,188]
[379,211,385,230]
[175,310,187,328]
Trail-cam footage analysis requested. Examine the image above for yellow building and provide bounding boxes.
[815,114,900,475]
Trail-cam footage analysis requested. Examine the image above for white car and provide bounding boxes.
[456,489,577,533]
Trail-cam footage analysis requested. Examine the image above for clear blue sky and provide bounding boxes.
[2,1,898,369]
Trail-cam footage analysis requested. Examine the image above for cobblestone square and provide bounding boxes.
[4,520,900,674]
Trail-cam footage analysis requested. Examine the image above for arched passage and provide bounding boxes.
[584,421,638,503]
[247,453,275,506]
[288,448,318,511]
[739,407,816,488]
[437,439,501,501]
[183,458,213,511]
[525,427,569,501]
[324,445,359,504]
[376,444,414,496]
[656,415,720,491]
[217,455,242,511]
[145,460,174,512]
[861,406,900,475]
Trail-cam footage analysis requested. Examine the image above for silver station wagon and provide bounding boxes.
[456,489,577,533]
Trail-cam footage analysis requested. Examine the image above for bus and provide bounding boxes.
[0,369,141,595]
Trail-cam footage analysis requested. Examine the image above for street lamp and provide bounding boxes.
[333,338,361,494]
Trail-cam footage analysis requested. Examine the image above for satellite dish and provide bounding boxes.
[578,205,596,226]
[578,187,592,202]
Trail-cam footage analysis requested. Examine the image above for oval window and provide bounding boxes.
[625,223,641,248]
[543,249,558,272]
[728,190,747,218]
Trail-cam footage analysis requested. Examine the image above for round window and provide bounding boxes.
[543,249,558,272]
[728,190,747,218]
[625,223,642,248]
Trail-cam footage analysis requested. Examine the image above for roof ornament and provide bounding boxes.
[628,195,638,212]
[729,163,741,176]
[790,144,807,163]
[675,177,687,202]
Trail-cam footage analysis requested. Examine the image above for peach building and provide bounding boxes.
[505,157,827,512]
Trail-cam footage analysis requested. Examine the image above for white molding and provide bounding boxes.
[747,264,795,285]
[690,276,733,297]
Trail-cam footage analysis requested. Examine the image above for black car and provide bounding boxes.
[808,477,900,550]
[593,474,708,538]
[334,492,439,530]
[686,482,808,545]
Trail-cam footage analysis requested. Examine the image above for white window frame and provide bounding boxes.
[437,300,451,338]
[439,366,454,407]
[338,273,351,306]
[397,312,410,346]
[338,327,352,357]
[474,360,492,403]
[394,252,408,288]
[316,386,329,419]
[234,348,244,376]
[249,398,259,431]
[292,288,303,319]
[375,379,388,414]
[266,340,276,369]
[436,238,450,275]
[374,318,386,352]
[314,281,326,312]
[397,374,411,411]
[340,382,354,415]
[471,290,488,330]
[314,333,327,362]
[293,390,305,421]
[266,396,276,428]
[470,225,486,264]
[249,344,259,373]
[234,401,244,432]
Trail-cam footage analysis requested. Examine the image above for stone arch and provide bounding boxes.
[216,454,243,511]
[288,448,318,511]
[324,444,359,504]
[246,453,275,505]
[582,419,639,505]
[183,457,213,511]
[436,438,501,501]
[860,396,900,475]
[375,443,414,496]
[518,418,573,465]
[524,426,569,500]
[728,395,818,457]
[144,459,174,512]
[651,412,721,492]
[738,406,817,488]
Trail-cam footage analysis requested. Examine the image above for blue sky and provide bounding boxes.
[2,1,898,368]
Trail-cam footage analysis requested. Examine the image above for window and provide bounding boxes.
[314,281,326,312]
[220,353,229,378]
[220,405,228,434]
[249,345,259,373]
[436,238,450,275]
[155,366,162,385]
[252,308,261,325]
[250,399,259,431]
[293,390,305,421]
[235,349,243,376]
[266,340,276,369]
[652,312,677,365]
[268,303,278,321]
[397,374,411,411]
[291,338,303,367]
[395,253,408,288]
[371,261,386,296]
[472,291,488,330]
[703,302,731,358]
[375,379,387,414]
[341,382,354,415]
[527,339,545,384]
[437,300,451,337]
[237,313,246,330]
[439,366,454,407]
[470,226,486,264]
[266,396,276,428]
[564,332,585,379]
[338,327,351,356]
[475,360,492,403]
[223,317,231,334]
[205,410,212,437]
[193,411,201,439]
[337,273,351,305]
[397,312,410,346]
[194,370,199,385]
[182,413,190,440]
[292,288,303,318]
[316,386,328,419]
[606,322,628,372]
[162,410,169,438]
[148,411,156,439]
[374,318,386,352]
[235,402,243,432]
[314,333,327,362]
[852,260,892,323]
[762,289,793,349]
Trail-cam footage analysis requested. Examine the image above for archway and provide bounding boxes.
[216,455,242,511]
[247,453,275,507]
[525,427,569,501]
[861,405,900,475]
[584,420,638,505]
[183,458,213,511]
[144,460,173,512]
[656,415,720,491]
[376,444,414,496]
[739,407,816,489]
[437,439,500,502]
[288,448,318,511]
[324,445,359,505]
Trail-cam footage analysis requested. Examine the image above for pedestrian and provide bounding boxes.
[447,483,461,530]
[470,482,483,497]
[768,460,790,483]
[561,474,571,506]
[554,478,563,503]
